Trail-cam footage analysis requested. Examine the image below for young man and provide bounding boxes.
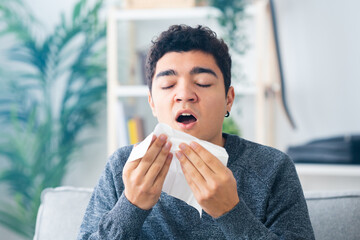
[78,25,315,239]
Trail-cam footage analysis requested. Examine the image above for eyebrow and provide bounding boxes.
[155,67,218,79]
[190,67,218,78]
[155,69,176,79]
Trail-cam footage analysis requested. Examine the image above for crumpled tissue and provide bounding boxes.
[127,123,229,215]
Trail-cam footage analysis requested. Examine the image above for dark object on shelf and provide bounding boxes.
[287,135,360,164]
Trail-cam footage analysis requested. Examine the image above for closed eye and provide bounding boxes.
[161,85,174,90]
[197,83,211,88]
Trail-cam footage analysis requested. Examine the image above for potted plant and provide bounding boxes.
[0,0,106,238]
[209,0,249,136]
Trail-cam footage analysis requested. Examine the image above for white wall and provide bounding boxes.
[274,0,360,150]
[235,0,360,151]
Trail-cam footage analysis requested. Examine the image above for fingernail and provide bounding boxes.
[164,142,171,150]
[159,134,167,142]
[179,143,186,150]
[190,141,198,150]
[175,151,183,159]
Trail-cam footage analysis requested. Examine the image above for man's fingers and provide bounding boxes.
[144,141,172,184]
[148,134,157,147]
[189,142,226,173]
[122,134,172,211]
[137,134,168,175]
[153,153,173,189]
[178,143,214,177]
[176,150,205,192]
[123,158,140,173]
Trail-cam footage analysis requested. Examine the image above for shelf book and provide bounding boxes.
[127,117,145,145]
[116,102,146,147]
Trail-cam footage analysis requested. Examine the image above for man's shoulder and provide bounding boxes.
[241,137,288,161]
[225,134,295,185]
[225,134,289,162]
[107,145,134,172]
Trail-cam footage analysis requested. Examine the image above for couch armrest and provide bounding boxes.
[33,186,93,240]
[305,191,360,240]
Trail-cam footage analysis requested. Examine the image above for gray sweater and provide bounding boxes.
[78,134,315,239]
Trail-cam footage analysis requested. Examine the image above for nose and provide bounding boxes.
[174,82,198,103]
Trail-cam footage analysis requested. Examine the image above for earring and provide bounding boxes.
[225,111,230,118]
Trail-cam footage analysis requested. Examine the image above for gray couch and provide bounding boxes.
[33,186,360,240]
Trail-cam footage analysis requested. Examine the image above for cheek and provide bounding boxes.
[204,96,227,114]
[200,99,226,127]
[151,95,172,117]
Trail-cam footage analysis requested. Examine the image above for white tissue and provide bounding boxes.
[127,123,229,215]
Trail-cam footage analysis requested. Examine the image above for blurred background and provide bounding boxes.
[0,0,359,239]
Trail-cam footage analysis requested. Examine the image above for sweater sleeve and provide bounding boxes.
[77,149,151,240]
[214,155,315,240]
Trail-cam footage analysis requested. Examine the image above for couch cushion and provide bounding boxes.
[305,191,360,240]
[34,187,360,240]
[33,186,92,240]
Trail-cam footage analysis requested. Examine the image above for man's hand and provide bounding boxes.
[123,134,172,210]
[176,141,239,218]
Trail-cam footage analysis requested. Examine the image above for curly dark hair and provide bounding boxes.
[146,24,232,94]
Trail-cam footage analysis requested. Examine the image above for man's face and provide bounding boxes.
[148,50,234,146]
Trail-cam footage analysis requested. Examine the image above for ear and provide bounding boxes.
[148,91,157,117]
[226,86,235,113]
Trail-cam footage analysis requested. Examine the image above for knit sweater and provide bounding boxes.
[78,134,315,239]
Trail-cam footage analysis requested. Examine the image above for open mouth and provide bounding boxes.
[176,113,197,124]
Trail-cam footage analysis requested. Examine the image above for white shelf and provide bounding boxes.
[116,86,149,97]
[295,164,360,177]
[112,7,220,21]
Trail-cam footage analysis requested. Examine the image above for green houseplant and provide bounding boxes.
[0,0,106,238]
[209,0,249,136]
[209,0,248,55]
